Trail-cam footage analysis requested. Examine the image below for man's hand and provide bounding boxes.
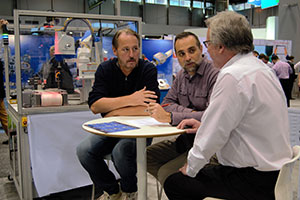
[129,87,157,106]
[177,118,201,134]
[147,103,171,123]
[179,163,188,176]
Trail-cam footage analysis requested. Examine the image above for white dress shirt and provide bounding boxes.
[187,53,293,177]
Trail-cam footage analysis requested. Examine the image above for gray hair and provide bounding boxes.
[205,11,254,54]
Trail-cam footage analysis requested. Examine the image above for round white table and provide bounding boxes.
[82,116,185,200]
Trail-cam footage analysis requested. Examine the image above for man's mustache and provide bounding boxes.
[127,58,136,62]
[185,62,195,66]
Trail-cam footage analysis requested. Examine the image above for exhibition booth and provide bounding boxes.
[1,9,298,200]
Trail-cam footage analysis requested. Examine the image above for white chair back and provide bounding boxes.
[204,145,300,200]
[274,145,300,200]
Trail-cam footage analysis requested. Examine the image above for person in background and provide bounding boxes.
[146,31,219,186]
[258,53,270,66]
[39,45,74,93]
[252,50,259,57]
[295,60,300,75]
[272,54,293,107]
[0,59,8,144]
[76,29,160,200]
[295,61,300,95]
[0,19,9,144]
[164,11,292,200]
[258,53,268,64]
[266,55,273,67]
[258,53,273,68]
[286,55,296,100]
[39,45,55,81]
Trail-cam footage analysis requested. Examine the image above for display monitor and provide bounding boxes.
[248,0,279,9]
[261,0,279,9]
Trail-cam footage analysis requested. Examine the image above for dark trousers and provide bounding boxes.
[76,134,152,196]
[280,78,290,107]
[289,77,295,99]
[164,165,279,200]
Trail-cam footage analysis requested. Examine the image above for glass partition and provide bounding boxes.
[7,10,141,113]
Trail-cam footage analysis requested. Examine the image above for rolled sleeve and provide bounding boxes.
[171,111,205,125]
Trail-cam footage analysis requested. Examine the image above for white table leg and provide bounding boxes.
[136,138,147,200]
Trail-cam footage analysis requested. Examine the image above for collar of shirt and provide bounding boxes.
[221,53,251,71]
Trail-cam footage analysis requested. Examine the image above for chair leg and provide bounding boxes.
[156,179,163,200]
[91,183,95,200]
[104,154,111,167]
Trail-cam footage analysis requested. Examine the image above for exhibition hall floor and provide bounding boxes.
[1,97,300,200]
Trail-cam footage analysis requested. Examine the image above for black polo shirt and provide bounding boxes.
[88,58,160,115]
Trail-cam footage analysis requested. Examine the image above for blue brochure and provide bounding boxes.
[85,121,140,133]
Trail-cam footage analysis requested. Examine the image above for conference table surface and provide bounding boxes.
[82,116,185,200]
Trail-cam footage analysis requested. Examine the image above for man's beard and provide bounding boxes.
[183,64,198,73]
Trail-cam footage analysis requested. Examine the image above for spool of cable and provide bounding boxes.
[41,91,63,106]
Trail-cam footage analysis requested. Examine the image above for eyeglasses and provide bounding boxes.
[203,40,211,48]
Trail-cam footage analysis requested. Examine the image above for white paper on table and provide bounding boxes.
[125,118,170,127]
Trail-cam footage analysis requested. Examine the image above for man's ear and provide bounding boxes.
[218,45,225,54]
[199,44,203,53]
[112,46,117,56]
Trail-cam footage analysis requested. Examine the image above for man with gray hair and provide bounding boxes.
[164,11,292,200]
